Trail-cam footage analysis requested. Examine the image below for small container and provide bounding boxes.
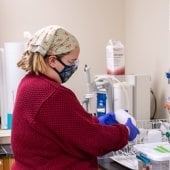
[7,113,13,129]
[134,142,170,170]
[96,90,107,117]
[106,40,125,75]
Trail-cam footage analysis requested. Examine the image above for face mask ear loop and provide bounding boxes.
[52,67,64,83]
[52,67,60,74]
[56,58,67,67]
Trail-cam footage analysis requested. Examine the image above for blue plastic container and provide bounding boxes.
[7,113,13,129]
[96,91,107,117]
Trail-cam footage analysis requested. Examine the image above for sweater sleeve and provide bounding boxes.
[37,87,129,157]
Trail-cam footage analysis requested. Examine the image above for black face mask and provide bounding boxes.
[53,58,78,83]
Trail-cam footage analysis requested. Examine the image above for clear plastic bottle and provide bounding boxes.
[106,40,125,75]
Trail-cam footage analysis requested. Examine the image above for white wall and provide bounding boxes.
[125,0,169,118]
[0,0,169,119]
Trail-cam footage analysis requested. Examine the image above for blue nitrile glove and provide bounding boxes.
[98,113,119,125]
[125,118,140,141]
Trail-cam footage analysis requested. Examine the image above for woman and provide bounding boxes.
[11,25,139,170]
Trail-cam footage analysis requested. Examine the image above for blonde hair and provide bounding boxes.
[17,51,47,75]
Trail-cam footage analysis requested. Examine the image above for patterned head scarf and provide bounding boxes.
[26,25,79,56]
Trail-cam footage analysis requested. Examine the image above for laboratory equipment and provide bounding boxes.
[110,119,170,170]
[83,68,151,120]
[96,90,107,117]
[83,65,97,113]
[134,142,170,170]
[83,66,170,169]
[0,42,25,129]
[137,68,170,169]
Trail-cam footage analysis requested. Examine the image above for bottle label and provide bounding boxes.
[106,40,125,75]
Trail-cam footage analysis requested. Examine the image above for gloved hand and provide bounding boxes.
[125,118,140,141]
[98,113,119,125]
[114,109,136,126]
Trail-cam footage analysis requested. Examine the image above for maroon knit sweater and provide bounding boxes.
[11,73,128,170]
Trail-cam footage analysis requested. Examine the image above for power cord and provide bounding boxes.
[150,89,157,119]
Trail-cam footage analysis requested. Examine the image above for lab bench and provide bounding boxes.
[0,144,131,170]
[98,158,131,170]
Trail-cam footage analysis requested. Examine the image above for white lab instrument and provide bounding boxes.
[83,67,151,120]
[0,42,25,129]
[0,48,7,129]
[83,65,97,113]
